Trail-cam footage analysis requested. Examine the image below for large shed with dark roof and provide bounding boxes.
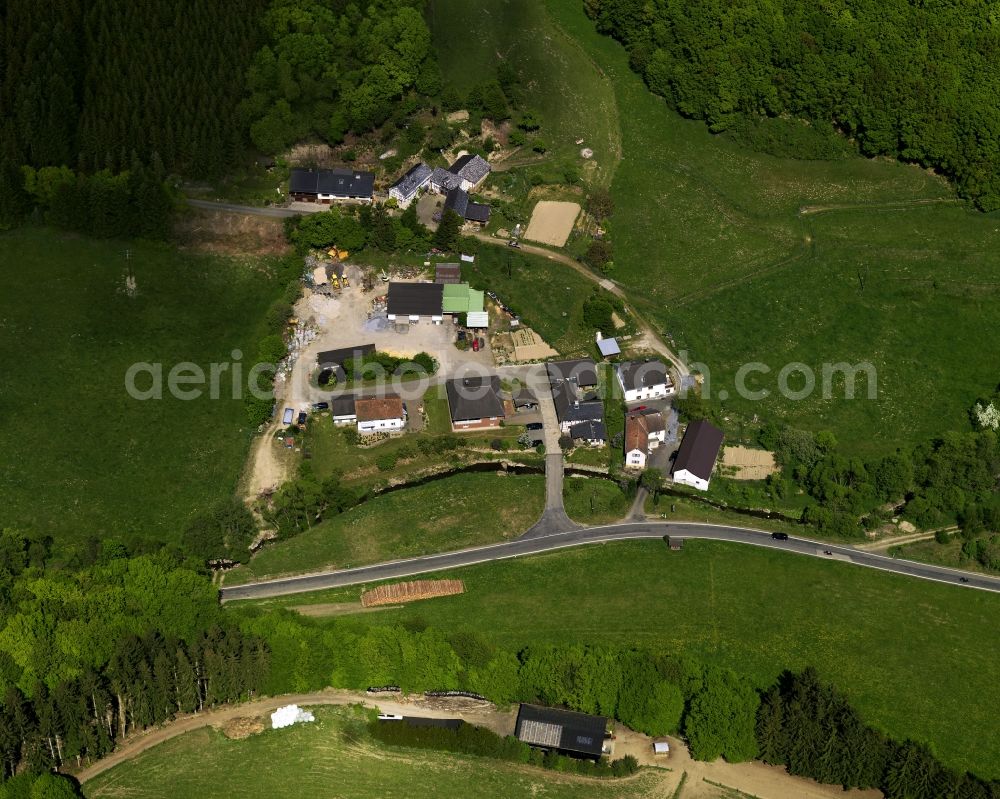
[671,419,724,491]
[515,704,606,760]
[289,168,374,203]
[386,282,444,321]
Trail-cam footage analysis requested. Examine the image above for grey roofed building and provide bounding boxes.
[552,388,604,425]
[445,375,505,422]
[617,359,670,392]
[435,263,462,284]
[546,359,599,389]
[316,344,375,367]
[672,419,724,481]
[289,168,375,199]
[330,394,357,418]
[569,419,607,442]
[430,166,461,193]
[596,337,621,357]
[449,153,492,186]
[443,187,491,223]
[386,282,444,316]
[388,162,432,200]
[515,704,606,759]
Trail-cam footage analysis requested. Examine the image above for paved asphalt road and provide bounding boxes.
[220,521,1000,601]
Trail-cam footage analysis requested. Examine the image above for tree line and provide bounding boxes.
[241,609,1000,796]
[0,541,268,781]
[1,545,996,794]
[585,0,1000,210]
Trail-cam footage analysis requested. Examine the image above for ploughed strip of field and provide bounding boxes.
[362,579,465,606]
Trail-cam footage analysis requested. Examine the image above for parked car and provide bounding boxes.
[472,338,480,351]
[282,408,294,425]
[297,411,308,426]
[478,337,486,349]
[507,239,521,248]
[526,422,543,431]
[312,401,329,411]
[457,330,467,342]
[771,532,789,541]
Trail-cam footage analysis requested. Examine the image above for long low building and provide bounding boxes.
[316,344,375,368]
[355,395,406,435]
[515,704,607,761]
[386,282,445,323]
[289,168,374,203]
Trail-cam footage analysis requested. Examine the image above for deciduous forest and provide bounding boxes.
[585,0,1000,209]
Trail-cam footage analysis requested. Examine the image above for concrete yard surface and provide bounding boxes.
[524,200,581,247]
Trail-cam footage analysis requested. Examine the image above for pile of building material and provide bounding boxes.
[270,704,315,729]
[361,579,465,607]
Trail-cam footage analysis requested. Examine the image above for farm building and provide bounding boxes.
[429,166,461,194]
[386,282,445,323]
[289,168,374,203]
[616,360,674,403]
[316,344,375,369]
[442,283,488,327]
[624,411,666,469]
[354,395,406,435]
[330,394,357,426]
[443,187,491,225]
[388,162,432,208]
[445,375,505,430]
[515,704,607,761]
[596,336,621,358]
[671,419,724,490]
[435,263,462,284]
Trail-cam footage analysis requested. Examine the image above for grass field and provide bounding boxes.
[83,706,662,799]
[518,0,1000,456]
[0,228,287,551]
[429,0,620,186]
[224,472,545,584]
[462,244,597,355]
[290,540,1000,779]
[563,475,630,524]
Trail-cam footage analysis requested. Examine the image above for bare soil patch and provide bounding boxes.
[175,210,290,256]
[220,717,265,740]
[510,327,559,361]
[721,446,778,480]
[524,201,582,247]
[362,579,465,607]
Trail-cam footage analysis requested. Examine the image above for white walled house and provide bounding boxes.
[616,360,674,403]
[624,412,666,470]
[388,162,432,208]
[671,419,724,490]
[355,396,406,435]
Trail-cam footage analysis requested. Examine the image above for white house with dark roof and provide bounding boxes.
[616,360,674,403]
[569,419,607,447]
[289,168,374,204]
[671,419,724,490]
[388,162,432,208]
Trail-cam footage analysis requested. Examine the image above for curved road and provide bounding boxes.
[220,521,1000,601]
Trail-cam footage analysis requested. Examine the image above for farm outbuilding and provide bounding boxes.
[515,704,607,760]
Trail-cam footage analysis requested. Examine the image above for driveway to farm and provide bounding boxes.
[472,231,690,378]
[220,520,1000,601]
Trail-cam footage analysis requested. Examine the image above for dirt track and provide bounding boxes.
[74,690,881,798]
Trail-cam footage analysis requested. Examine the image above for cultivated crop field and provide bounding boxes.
[83,706,662,799]
[0,228,288,550]
[540,0,1000,455]
[224,472,545,585]
[287,540,1000,779]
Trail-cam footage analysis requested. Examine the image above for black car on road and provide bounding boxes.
[771,532,789,541]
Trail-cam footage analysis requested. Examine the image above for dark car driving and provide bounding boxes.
[771,532,789,541]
